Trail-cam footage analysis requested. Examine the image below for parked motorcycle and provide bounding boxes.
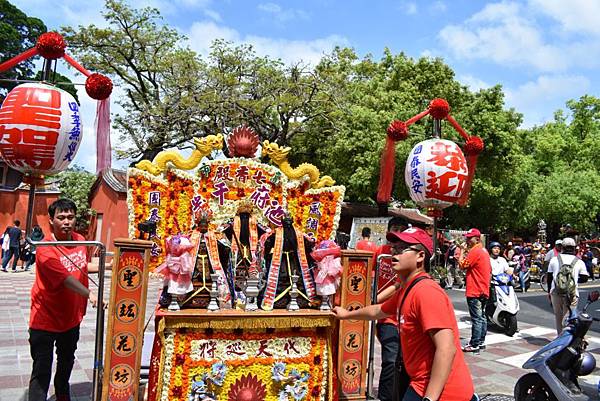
[514,290,600,400]
[486,272,519,336]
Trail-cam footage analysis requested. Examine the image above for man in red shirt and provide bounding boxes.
[356,227,379,253]
[28,199,105,401]
[370,217,406,401]
[334,227,475,401]
[459,228,492,353]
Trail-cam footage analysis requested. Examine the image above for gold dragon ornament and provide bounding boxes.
[135,134,224,175]
[261,140,335,188]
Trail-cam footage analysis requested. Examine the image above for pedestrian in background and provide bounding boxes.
[459,228,492,353]
[546,237,589,335]
[2,220,23,272]
[28,199,106,401]
[24,225,45,271]
[356,226,378,253]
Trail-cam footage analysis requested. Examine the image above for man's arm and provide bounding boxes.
[332,304,388,321]
[63,276,107,308]
[377,282,401,303]
[424,328,456,401]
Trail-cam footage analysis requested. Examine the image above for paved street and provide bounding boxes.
[1,270,599,400]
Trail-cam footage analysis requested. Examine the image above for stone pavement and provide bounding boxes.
[1,268,599,400]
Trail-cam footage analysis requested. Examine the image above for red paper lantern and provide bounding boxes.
[85,73,113,100]
[0,83,83,176]
[35,32,66,60]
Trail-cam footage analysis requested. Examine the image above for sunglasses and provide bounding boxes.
[391,245,422,255]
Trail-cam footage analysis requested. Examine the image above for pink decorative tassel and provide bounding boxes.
[95,98,112,174]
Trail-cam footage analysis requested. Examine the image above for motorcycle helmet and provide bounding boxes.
[576,352,596,376]
[489,241,502,250]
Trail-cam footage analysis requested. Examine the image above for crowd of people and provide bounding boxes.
[339,222,596,401]
[1,220,44,272]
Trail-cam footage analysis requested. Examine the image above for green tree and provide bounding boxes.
[62,1,339,162]
[57,166,97,232]
[0,0,46,97]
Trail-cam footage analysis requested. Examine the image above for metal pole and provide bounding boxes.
[433,119,442,139]
[27,239,107,401]
[25,181,36,236]
[366,253,390,400]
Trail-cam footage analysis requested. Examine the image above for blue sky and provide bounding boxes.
[11,0,600,172]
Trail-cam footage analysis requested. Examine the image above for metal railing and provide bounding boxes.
[27,238,107,401]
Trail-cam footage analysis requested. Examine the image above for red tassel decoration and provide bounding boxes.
[429,98,450,120]
[458,136,484,206]
[35,32,66,60]
[376,135,398,203]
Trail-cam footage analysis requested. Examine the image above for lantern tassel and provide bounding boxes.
[458,155,478,206]
[95,98,112,174]
[376,136,397,203]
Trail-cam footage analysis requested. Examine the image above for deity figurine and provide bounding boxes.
[259,216,318,310]
[221,201,269,305]
[181,211,232,309]
[155,234,195,310]
[311,240,343,310]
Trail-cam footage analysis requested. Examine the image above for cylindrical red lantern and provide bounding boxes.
[404,138,469,210]
[0,83,83,176]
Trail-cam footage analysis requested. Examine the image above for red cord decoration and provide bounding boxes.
[35,32,66,60]
[376,97,485,205]
[428,98,450,120]
[85,73,113,100]
[387,120,408,141]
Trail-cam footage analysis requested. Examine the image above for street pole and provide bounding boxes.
[24,59,54,236]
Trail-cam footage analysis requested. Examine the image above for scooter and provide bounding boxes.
[485,272,519,336]
[514,290,600,400]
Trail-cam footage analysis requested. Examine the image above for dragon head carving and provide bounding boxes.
[194,134,224,153]
[261,140,291,163]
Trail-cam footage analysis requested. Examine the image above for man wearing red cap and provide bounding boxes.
[333,227,475,401]
[459,228,492,353]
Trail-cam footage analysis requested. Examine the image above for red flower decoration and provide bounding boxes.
[464,135,484,155]
[386,120,408,141]
[85,73,113,100]
[428,98,450,120]
[228,374,266,401]
[36,32,66,60]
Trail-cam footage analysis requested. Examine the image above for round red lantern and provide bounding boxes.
[404,139,469,209]
[0,83,83,176]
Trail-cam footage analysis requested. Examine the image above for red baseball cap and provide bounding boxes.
[464,228,481,238]
[386,227,433,255]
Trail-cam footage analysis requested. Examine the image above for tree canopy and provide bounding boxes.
[59,0,600,239]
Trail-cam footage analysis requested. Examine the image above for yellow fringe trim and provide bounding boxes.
[157,316,333,332]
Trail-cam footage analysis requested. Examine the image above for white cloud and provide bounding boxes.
[505,74,590,127]
[257,2,309,22]
[529,0,600,36]
[203,9,222,22]
[402,2,418,15]
[187,21,348,65]
[458,74,491,91]
[439,2,565,72]
[430,1,447,13]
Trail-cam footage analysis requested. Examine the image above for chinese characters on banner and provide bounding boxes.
[102,242,152,401]
[404,139,469,209]
[336,253,373,396]
[0,83,83,175]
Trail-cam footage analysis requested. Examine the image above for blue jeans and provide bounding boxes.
[376,323,399,401]
[402,385,479,401]
[467,296,488,347]
[1,246,19,271]
[519,270,527,290]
